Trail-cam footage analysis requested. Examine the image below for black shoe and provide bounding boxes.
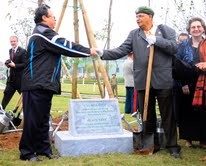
[170,152,181,159]
[20,155,42,161]
[45,154,59,159]
[153,145,160,154]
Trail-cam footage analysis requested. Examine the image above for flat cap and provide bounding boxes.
[135,6,154,16]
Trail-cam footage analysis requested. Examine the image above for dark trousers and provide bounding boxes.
[138,88,180,153]
[173,87,180,125]
[19,90,53,158]
[1,83,21,109]
[125,87,134,114]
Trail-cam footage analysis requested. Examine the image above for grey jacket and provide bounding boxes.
[123,58,134,87]
[102,24,177,90]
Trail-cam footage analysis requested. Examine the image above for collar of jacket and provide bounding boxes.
[36,22,50,29]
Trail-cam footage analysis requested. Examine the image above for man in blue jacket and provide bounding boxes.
[19,4,97,161]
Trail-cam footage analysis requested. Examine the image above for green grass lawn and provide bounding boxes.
[0,83,206,165]
[61,82,126,96]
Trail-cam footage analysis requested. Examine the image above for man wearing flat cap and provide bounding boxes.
[135,6,154,16]
[94,6,181,158]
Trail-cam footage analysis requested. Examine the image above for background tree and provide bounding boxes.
[38,0,45,6]
[6,0,50,47]
[154,0,206,35]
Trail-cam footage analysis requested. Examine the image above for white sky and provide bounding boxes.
[0,0,184,62]
[0,0,152,62]
[0,1,11,62]
[51,0,139,47]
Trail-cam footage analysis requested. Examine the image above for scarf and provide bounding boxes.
[192,39,206,108]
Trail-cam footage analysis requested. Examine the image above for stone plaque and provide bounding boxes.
[69,99,123,136]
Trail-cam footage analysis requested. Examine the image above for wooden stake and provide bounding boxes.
[78,0,114,98]
[54,0,68,32]
[54,0,82,99]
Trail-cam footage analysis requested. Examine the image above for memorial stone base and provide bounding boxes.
[54,99,134,156]
[55,129,133,156]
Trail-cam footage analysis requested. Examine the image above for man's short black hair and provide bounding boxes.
[34,4,50,24]
[178,33,189,38]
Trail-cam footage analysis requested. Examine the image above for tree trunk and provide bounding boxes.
[105,0,113,97]
[72,0,79,99]
[38,0,44,6]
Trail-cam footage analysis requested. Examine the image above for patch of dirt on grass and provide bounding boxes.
[52,116,68,131]
[0,132,22,150]
[0,116,68,150]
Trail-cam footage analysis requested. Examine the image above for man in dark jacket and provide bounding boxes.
[96,6,181,158]
[19,4,97,161]
[1,36,26,109]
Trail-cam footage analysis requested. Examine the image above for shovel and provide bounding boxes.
[52,114,68,137]
[131,110,143,132]
[133,46,154,153]
[12,105,23,127]
[121,114,135,132]
[12,95,22,114]
[11,95,23,126]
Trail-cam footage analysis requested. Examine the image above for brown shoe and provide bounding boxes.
[185,140,192,147]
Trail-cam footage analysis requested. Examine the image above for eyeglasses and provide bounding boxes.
[136,14,147,19]
[47,15,56,20]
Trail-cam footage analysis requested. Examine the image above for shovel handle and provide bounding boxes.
[15,95,23,109]
[14,104,23,118]
[143,46,154,122]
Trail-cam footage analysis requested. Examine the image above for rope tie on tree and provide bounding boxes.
[67,5,81,11]
[72,61,79,65]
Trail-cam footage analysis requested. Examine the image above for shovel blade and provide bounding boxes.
[133,132,154,150]
[12,113,22,126]
[12,107,19,114]
[12,118,22,127]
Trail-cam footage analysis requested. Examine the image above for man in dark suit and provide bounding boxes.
[1,35,26,109]
[96,6,181,158]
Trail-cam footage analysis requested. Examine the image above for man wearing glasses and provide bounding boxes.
[19,4,98,161]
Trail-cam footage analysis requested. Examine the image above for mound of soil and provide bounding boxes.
[0,116,68,150]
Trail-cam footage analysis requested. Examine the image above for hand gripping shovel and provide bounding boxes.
[133,46,154,154]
